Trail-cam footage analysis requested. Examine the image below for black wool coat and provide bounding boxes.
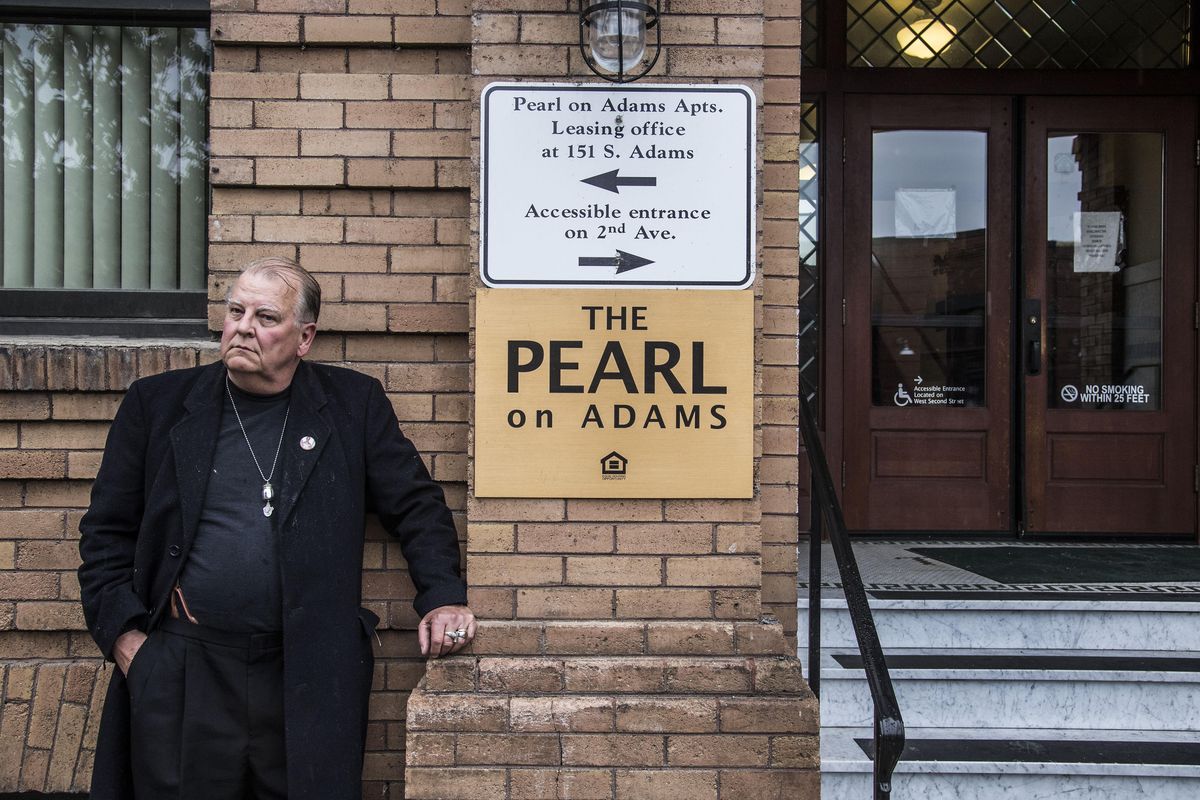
[78,359,467,800]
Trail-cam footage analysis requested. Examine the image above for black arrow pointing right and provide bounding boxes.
[579,250,655,275]
[581,169,658,194]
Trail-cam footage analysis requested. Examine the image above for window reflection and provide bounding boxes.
[1,24,209,290]
[871,130,987,408]
[1047,133,1163,411]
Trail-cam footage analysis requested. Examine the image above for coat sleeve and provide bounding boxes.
[78,381,151,660]
[363,378,468,617]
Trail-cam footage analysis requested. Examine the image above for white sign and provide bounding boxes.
[1073,211,1122,273]
[481,83,755,289]
[895,188,956,239]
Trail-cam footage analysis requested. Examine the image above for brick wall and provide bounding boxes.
[0,0,810,797]
[403,1,816,798]
[1,345,209,793]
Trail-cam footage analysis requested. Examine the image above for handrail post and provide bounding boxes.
[808,469,822,698]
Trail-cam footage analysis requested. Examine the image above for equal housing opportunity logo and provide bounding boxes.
[601,451,628,479]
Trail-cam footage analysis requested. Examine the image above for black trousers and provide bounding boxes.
[127,618,287,800]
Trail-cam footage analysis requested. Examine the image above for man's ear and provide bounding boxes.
[296,322,317,357]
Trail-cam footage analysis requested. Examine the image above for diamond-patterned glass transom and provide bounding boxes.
[847,0,1191,68]
[799,103,821,410]
[803,0,823,66]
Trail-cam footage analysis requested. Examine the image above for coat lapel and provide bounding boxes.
[169,362,224,547]
[274,361,331,528]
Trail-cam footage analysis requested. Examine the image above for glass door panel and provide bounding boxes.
[871,130,988,409]
[1046,133,1163,412]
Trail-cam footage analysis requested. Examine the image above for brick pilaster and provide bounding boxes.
[404,2,816,797]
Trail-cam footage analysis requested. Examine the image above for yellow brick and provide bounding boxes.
[256,158,345,186]
[467,523,516,553]
[469,555,563,586]
[566,556,662,586]
[518,14,575,44]
[717,16,764,46]
[210,71,298,99]
[255,100,343,129]
[300,73,389,100]
[346,217,434,244]
[299,244,389,273]
[666,556,761,587]
[345,100,432,129]
[473,45,567,77]
[346,158,436,188]
[211,98,253,127]
[343,275,433,302]
[259,0,342,10]
[391,130,470,158]
[253,215,343,244]
[210,128,298,157]
[21,421,109,450]
[210,157,254,185]
[473,14,518,43]
[390,75,469,100]
[211,188,301,215]
[304,15,392,44]
[212,13,300,44]
[392,16,469,45]
[302,130,390,157]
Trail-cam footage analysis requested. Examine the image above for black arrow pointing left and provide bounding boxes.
[579,250,655,275]
[581,169,658,194]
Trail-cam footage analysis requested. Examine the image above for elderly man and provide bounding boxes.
[79,257,475,800]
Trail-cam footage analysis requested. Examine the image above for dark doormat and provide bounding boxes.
[909,546,1200,584]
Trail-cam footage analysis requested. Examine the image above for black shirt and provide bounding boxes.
[177,378,290,632]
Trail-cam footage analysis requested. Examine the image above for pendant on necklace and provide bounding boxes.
[262,482,275,518]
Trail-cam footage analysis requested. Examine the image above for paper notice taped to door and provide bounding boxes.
[1073,211,1121,272]
[895,188,956,239]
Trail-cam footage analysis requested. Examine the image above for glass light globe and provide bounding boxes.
[590,8,646,73]
[897,18,957,60]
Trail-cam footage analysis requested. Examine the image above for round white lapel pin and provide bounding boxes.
[300,435,316,450]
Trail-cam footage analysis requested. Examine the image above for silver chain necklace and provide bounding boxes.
[225,374,291,518]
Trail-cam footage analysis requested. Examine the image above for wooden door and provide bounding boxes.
[843,95,1013,531]
[1023,97,1197,535]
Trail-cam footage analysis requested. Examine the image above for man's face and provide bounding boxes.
[220,271,315,391]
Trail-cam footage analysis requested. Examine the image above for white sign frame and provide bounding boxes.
[481,82,756,289]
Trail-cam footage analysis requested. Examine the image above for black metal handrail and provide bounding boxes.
[798,386,905,799]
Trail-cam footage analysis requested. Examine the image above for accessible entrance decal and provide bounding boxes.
[892,376,972,407]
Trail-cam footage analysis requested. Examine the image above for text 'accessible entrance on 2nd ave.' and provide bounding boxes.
[481,83,755,289]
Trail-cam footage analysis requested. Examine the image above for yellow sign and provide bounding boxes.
[475,289,753,498]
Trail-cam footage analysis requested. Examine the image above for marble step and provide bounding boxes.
[822,725,1200,800]
[818,648,1200,730]
[798,596,1200,652]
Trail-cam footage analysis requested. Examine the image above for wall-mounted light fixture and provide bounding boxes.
[896,0,957,61]
[579,1,661,83]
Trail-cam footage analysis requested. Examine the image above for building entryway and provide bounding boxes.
[840,94,1197,536]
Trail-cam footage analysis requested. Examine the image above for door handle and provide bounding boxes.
[1023,299,1042,376]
